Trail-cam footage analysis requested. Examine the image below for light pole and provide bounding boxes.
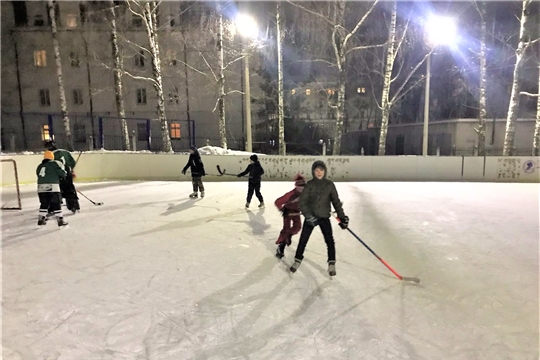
[423,15,456,156]
[236,14,258,153]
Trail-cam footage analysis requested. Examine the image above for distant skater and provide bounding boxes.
[238,154,264,209]
[182,146,206,199]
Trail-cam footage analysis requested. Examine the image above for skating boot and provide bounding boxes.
[189,192,198,199]
[328,261,336,276]
[290,259,302,273]
[275,243,285,259]
[37,216,47,226]
[245,202,250,209]
[200,191,205,198]
[57,217,68,227]
[286,235,292,246]
[258,202,265,209]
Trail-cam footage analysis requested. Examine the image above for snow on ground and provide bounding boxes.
[1,181,538,359]
[1,146,260,156]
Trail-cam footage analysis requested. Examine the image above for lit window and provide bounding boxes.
[357,87,366,94]
[137,88,147,105]
[170,123,181,139]
[41,124,51,141]
[34,50,47,67]
[39,89,50,106]
[66,14,77,28]
[73,89,83,105]
[305,89,311,96]
[291,89,296,95]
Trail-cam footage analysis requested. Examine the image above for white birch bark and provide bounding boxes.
[277,1,286,155]
[108,0,130,151]
[533,20,540,156]
[217,7,227,150]
[503,0,531,156]
[476,0,487,156]
[143,1,172,152]
[377,1,397,156]
[47,0,73,151]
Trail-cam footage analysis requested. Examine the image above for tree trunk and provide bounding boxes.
[503,0,531,156]
[377,1,397,156]
[109,0,130,151]
[476,0,487,156]
[277,1,285,155]
[143,1,172,152]
[217,7,227,150]
[533,19,540,156]
[333,62,346,155]
[47,0,73,151]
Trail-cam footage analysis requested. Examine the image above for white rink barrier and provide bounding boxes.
[1,153,539,186]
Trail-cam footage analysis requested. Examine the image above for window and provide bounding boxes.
[79,3,87,24]
[34,50,47,67]
[39,89,50,106]
[69,52,80,67]
[305,89,311,96]
[357,87,366,94]
[132,16,143,27]
[327,89,335,95]
[72,89,83,105]
[66,14,77,28]
[74,123,86,142]
[168,59,177,66]
[291,89,296,95]
[137,123,147,141]
[170,123,181,139]
[136,88,147,105]
[170,14,176,27]
[13,1,28,26]
[135,51,145,67]
[41,124,51,141]
[34,14,45,26]
[168,87,179,104]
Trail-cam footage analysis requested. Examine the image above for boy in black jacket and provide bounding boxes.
[182,146,206,198]
[289,160,349,276]
[238,154,265,209]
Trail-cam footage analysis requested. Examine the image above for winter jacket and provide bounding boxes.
[36,159,67,193]
[239,161,264,181]
[275,189,302,216]
[182,151,206,177]
[299,160,345,219]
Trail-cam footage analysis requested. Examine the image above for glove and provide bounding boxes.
[182,169,186,175]
[237,174,242,178]
[338,216,349,230]
[305,216,318,227]
[71,171,76,178]
[280,208,290,217]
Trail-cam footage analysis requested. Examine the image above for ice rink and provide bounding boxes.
[2,180,539,360]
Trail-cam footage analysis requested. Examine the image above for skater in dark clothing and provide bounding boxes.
[182,145,206,199]
[290,160,349,276]
[44,140,80,213]
[37,151,68,226]
[274,173,307,259]
[238,154,264,209]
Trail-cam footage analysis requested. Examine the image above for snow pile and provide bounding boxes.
[197,146,263,156]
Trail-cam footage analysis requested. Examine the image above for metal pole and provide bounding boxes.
[244,51,252,153]
[422,53,431,156]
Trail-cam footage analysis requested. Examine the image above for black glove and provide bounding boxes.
[305,216,318,227]
[280,208,290,217]
[338,216,349,230]
[237,174,242,177]
[182,169,187,175]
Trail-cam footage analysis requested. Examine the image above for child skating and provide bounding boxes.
[182,146,206,199]
[238,154,265,209]
[36,150,69,226]
[290,160,349,276]
[274,173,307,259]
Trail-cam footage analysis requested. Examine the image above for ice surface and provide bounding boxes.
[1,181,539,360]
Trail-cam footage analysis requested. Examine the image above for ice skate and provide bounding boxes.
[189,192,198,199]
[258,202,265,209]
[328,261,336,276]
[200,191,205,198]
[57,217,68,227]
[286,235,292,246]
[37,216,47,226]
[290,259,302,273]
[245,202,250,209]
[275,244,285,259]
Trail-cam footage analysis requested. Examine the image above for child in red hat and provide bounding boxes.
[274,173,307,259]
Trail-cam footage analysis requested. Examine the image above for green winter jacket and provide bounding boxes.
[36,159,67,193]
[53,149,76,171]
[299,160,346,219]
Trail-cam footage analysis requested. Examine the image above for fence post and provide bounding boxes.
[473,146,478,156]
[361,147,365,156]
[132,130,137,151]
[48,114,54,141]
[436,147,440,156]
[146,119,151,151]
[98,117,104,149]
[9,134,16,152]
[88,135,94,151]
[322,142,326,156]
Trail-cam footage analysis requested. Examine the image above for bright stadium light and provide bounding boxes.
[235,14,258,40]
[426,15,457,46]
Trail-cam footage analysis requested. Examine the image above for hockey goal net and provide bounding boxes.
[1,159,22,210]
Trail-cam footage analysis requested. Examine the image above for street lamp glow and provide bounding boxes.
[426,16,456,46]
[236,14,258,39]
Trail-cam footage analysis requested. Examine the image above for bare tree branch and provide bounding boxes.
[345,43,387,57]
[286,1,334,27]
[123,69,159,86]
[521,91,540,97]
[390,49,433,104]
[342,0,380,49]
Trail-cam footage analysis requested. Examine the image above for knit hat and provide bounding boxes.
[294,173,307,191]
[189,145,197,152]
[44,150,54,160]
[250,154,258,162]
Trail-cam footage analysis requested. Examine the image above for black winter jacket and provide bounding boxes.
[239,161,264,181]
[182,151,205,177]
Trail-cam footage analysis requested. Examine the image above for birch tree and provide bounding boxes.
[503,0,532,156]
[47,0,73,151]
[474,0,488,156]
[108,0,130,151]
[217,5,227,149]
[277,1,286,155]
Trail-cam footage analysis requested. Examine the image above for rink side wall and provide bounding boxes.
[2,153,539,186]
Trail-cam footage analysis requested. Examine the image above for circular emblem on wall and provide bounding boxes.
[523,160,536,174]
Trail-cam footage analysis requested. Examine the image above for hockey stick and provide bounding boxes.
[216,165,244,177]
[335,218,420,284]
[77,190,104,206]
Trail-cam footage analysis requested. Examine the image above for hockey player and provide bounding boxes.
[44,140,80,213]
[182,145,206,198]
[290,160,349,276]
[274,173,307,259]
[37,151,68,226]
[238,154,265,209]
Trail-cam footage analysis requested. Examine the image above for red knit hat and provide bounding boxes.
[294,173,306,190]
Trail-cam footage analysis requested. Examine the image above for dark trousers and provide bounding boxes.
[247,179,263,203]
[294,217,335,262]
[276,215,302,244]
[60,170,80,211]
[38,192,62,218]
[192,176,204,192]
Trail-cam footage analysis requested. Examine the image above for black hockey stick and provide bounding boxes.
[216,165,243,177]
[77,190,104,206]
[335,217,420,284]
